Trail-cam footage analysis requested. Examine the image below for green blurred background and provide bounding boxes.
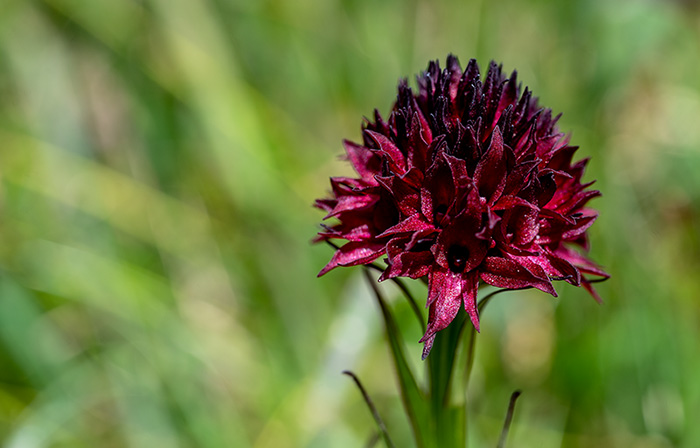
[0,0,699,446]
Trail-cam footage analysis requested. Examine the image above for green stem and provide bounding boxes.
[427,311,467,447]
[462,288,520,391]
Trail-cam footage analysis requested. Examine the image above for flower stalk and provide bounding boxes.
[426,311,467,447]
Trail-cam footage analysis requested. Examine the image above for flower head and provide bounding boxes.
[315,56,608,358]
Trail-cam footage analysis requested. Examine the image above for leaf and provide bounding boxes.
[362,268,432,448]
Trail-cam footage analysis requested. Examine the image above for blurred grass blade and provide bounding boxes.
[497,390,522,448]
[342,371,395,448]
[365,432,380,448]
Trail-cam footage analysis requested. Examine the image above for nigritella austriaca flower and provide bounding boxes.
[315,56,609,358]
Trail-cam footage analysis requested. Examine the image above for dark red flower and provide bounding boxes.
[315,56,608,358]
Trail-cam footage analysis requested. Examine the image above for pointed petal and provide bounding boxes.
[512,207,540,246]
[474,126,508,204]
[541,249,581,285]
[316,222,373,242]
[375,172,421,216]
[421,334,436,360]
[325,194,379,219]
[502,250,582,286]
[538,209,598,244]
[554,245,610,280]
[442,152,472,189]
[365,130,406,175]
[462,271,480,331]
[380,249,433,281]
[503,157,539,197]
[420,267,466,353]
[558,189,602,215]
[539,208,576,225]
[582,279,603,304]
[493,195,539,211]
[406,112,431,171]
[562,210,598,240]
[480,257,557,295]
[318,242,386,276]
[314,198,336,213]
[343,140,381,185]
[421,151,455,223]
[377,213,433,237]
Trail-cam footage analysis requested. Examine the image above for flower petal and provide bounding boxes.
[380,249,433,281]
[481,256,557,295]
[462,270,480,332]
[325,194,379,219]
[420,148,454,222]
[582,279,604,304]
[474,126,509,204]
[343,140,381,185]
[318,242,386,276]
[553,245,610,280]
[376,171,421,216]
[377,213,433,238]
[419,268,478,359]
[493,195,539,211]
[365,130,407,175]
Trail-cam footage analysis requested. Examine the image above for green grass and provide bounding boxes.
[1,0,699,446]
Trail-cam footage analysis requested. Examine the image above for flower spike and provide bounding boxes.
[316,56,608,357]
